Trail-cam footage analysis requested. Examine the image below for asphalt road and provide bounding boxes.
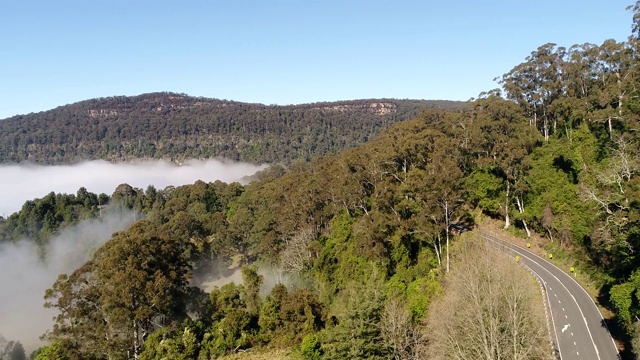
[479,232,620,360]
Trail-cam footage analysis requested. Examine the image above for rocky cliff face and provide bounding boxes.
[311,101,397,115]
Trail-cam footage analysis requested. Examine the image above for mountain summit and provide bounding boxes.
[0,92,464,164]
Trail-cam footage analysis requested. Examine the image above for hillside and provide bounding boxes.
[13,31,640,356]
[5,86,639,359]
[0,93,465,164]
[4,7,640,359]
[13,105,552,359]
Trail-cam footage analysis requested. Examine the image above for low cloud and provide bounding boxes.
[0,211,137,353]
[0,158,266,353]
[0,159,266,217]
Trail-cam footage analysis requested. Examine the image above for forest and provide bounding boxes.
[0,95,462,165]
[1,4,640,360]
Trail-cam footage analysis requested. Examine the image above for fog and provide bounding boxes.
[0,211,138,353]
[0,158,265,353]
[197,258,298,297]
[0,159,266,217]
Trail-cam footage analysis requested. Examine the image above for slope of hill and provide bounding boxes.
[0,93,465,164]
[6,7,640,358]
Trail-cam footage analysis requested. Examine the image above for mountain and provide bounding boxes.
[7,8,640,358]
[0,92,465,164]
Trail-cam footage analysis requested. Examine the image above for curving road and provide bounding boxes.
[479,232,620,360]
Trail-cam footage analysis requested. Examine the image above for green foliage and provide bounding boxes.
[464,168,503,216]
[610,270,640,326]
[43,221,195,359]
[28,94,470,358]
[523,134,595,245]
[312,212,357,297]
[0,93,463,164]
[197,283,256,356]
[27,9,640,355]
[299,334,322,360]
[406,271,441,321]
[241,265,264,317]
[0,188,106,248]
[632,319,640,359]
[140,326,199,360]
[257,284,324,347]
[610,282,636,325]
[33,342,69,360]
[320,269,387,360]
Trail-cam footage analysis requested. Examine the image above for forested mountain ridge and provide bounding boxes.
[5,5,640,359]
[15,105,548,359]
[0,93,464,164]
[5,93,638,358]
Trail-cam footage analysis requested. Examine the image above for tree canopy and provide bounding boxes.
[8,3,640,358]
[0,94,463,165]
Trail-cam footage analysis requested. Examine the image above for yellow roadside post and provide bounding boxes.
[515,255,520,262]
[526,242,531,249]
[570,266,575,277]
[548,253,553,260]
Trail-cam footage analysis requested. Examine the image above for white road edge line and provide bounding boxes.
[482,233,599,359]
[483,234,600,359]
[523,263,560,359]
[481,232,621,359]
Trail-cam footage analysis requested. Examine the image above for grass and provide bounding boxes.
[475,216,634,356]
[476,219,589,292]
[218,348,295,360]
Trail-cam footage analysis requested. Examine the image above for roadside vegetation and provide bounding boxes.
[2,3,640,359]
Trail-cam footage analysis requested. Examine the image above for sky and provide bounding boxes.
[0,0,634,119]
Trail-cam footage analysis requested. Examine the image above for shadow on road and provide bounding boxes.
[597,283,633,359]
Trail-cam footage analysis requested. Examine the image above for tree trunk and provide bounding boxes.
[504,182,511,229]
[133,318,139,360]
[542,108,549,141]
[438,233,442,266]
[543,117,549,141]
[446,232,450,273]
[515,197,530,237]
[515,196,523,213]
[522,220,531,238]
[618,94,624,118]
[434,234,442,267]
[445,201,450,273]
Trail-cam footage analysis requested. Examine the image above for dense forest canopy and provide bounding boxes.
[0,94,463,164]
[3,3,640,360]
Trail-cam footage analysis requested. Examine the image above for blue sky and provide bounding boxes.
[0,0,634,119]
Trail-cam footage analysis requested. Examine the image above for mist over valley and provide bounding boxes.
[0,158,264,354]
[0,158,265,217]
[0,212,138,352]
[1,2,639,357]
